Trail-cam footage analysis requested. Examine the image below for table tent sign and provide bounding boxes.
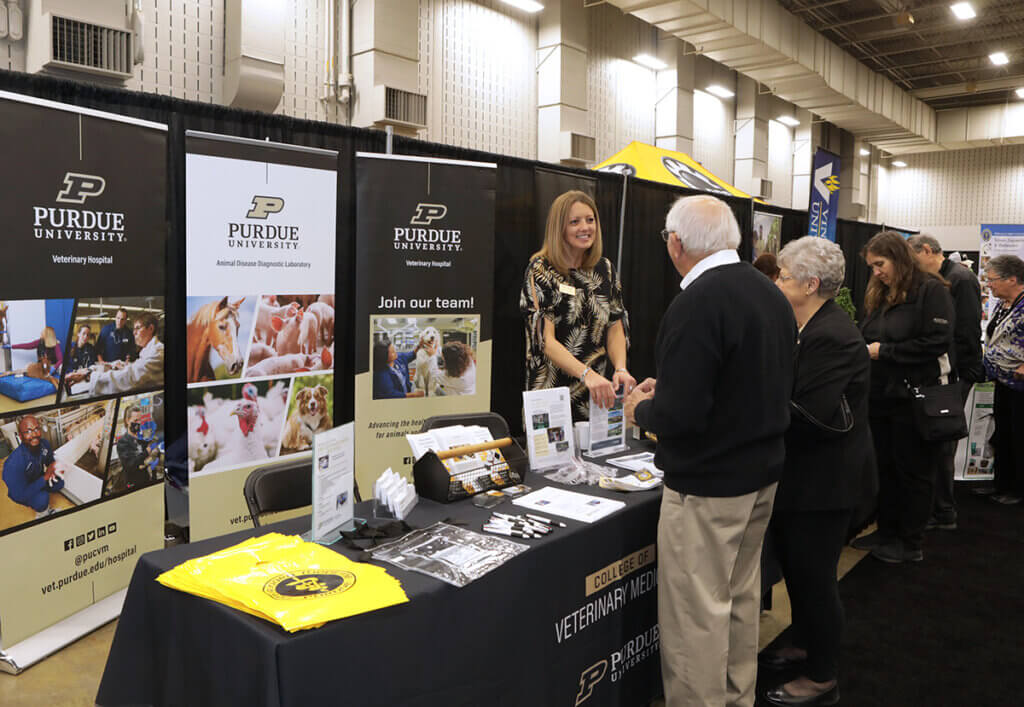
[0,91,167,671]
[353,153,496,496]
[184,132,337,540]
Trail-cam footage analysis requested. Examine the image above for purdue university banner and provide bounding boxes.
[185,133,337,540]
[354,154,496,493]
[0,92,166,659]
[807,148,841,242]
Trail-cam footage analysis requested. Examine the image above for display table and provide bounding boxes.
[95,472,664,707]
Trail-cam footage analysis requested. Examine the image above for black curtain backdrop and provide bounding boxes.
[0,70,916,446]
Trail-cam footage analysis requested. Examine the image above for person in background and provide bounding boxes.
[372,336,428,400]
[624,195,795,707]
[521,190,635,419]
[753,252,781,282]
[981,255,1024,505]
[98,308,134,363]
[908,234,983,530]
[67,325,99,371]
[854,232,954,564]
[760,237,870,707]
[2,415,64,518]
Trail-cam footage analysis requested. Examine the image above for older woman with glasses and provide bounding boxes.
[983,255,1024,505]
[760,237,871,707]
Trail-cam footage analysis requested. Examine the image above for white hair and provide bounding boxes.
[664,195,741,254]
[777,236,846,298]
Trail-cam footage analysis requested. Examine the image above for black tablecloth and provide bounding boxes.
[96,473,664,707]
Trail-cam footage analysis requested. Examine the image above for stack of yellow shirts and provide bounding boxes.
[157,533,408,632]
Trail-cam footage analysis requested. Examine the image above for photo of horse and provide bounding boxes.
[186,296,255,384]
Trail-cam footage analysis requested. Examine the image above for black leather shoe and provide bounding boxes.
[871,541,923,564]
[763,683,839,705]
[850,530,890,551]
[759,649,807,669]
[925,516,957,531]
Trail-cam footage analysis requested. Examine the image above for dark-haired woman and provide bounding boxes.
[437,341,476,396]
[854,231,954,564]
[372,338,428,400]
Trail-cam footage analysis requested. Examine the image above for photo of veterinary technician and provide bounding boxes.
[521,190,634,420]
[98,307,135,363]
[6,326,63,388]
[436,341,476,395]
[372,335,429,399]
[2,415,64,518]
[66,313,164,395]
[115,404,158,489]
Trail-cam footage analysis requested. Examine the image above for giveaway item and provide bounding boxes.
[157,533,408,632]
[908,381,968,442]
[598,469,662,492]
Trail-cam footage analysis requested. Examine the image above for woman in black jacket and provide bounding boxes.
[854,231,954,564]
[761,237,871,707]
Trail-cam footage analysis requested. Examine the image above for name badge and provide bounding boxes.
[558,283,576,296]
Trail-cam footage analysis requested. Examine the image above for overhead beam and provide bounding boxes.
[910,74,1024,99]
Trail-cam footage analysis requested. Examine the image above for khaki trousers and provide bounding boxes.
[657,483,777,707]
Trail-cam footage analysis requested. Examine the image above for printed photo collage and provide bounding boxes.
[186,294,335,475]
[0,296,166,535]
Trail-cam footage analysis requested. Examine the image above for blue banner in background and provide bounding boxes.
[807,148,841,242]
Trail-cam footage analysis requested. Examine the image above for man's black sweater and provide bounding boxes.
[939,258,983,382]
[635,262,796,497]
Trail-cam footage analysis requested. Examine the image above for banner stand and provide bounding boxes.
[0,588,127,674]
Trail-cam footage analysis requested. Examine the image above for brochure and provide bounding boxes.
[587,392,627,456]
[311,422,355,543]
[512,485,625,523]
[522,387,576,470]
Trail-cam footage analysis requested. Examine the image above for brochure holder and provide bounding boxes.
[413,436,528,504]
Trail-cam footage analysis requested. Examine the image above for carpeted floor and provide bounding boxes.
[758,487,1024,706]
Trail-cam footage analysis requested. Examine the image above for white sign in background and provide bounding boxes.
[185,153,337,295]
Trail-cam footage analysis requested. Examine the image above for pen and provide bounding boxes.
[526,513,567,528]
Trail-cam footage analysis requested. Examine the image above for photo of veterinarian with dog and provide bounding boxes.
[371,316,480,400]
[521,190,635,420]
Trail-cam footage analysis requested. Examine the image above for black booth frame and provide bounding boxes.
[0,71,914,454]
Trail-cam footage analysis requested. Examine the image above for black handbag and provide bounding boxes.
[908,381,968,442]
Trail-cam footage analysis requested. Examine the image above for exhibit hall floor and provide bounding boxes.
[0,542,866,707]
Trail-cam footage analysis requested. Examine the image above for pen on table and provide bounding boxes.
[525,513,566,528]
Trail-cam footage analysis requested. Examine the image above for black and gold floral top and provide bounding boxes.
[520,255,629,420]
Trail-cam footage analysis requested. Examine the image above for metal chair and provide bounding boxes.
[243,459,313,528]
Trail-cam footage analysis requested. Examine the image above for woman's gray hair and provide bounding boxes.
[777,236,846,298]
[664,195,741,253]
[986,254,1024,284]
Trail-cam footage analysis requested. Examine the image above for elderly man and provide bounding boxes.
[908,234,983,530]
[3,415,64,518]
[66,313,164,395]
[624,195,795,707]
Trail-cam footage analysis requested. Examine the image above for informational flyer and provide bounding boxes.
[0,91,166,655]
[184,132,337,540]
[371,522,528,587]
[512,486,625,523]
[955,383,995,481]
[311,422,354,543]
[607,450,663,478]
[753,210,782,257]
[523,387,576,470]
[587,393,626,456]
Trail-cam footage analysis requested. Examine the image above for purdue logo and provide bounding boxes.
[264,571,356,598]
[56,173,106,204]
[824,175,840,193]
[661,157,730,196]
[575,660,608,705]
[596,163,636,177]
[247,195,285,219]
[410,203,447,225]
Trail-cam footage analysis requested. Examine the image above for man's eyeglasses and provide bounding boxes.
[660,229,673,243]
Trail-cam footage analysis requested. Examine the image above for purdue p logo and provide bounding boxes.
[247,196,285,219]
[56,173,106,204]
[575,660,608,705]
[410,203,447,225]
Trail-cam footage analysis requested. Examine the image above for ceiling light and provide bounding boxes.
[776,115,800,126]
[633,53,667,71]
[859,148,871,156]
[990,52,1009,66]
[895,10,915,25]
[1016,87,1024,98]
[892,160,908,167]
[705,84,734,98]
[499,0,543,12]
[950,3,976,20]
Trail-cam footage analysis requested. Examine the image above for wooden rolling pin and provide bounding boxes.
[435,437,513,460]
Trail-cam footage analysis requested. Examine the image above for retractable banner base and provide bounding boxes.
[0,588,126,674]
